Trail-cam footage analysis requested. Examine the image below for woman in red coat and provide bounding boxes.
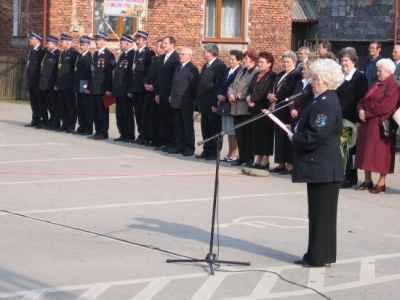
[355,58,399,194]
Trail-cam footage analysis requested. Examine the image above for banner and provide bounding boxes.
[104,0,147,18]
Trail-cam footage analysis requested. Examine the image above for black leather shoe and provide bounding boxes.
[205,154,217,160]
[123,138,135,143]
[340,180,354,189]
[80,132,91,135]
[182,150,194,157]
[279,168,292,175]
[72,130,83,135]
[195,152,210,159]
[270,166,286,173]
[168,148,185,154]
[24,123,39,127]
[154,145,166,151]
[55,127,66,132]
[162,146,172,152]
[113,136,125,142]
[293,259,326,268]
[93,135,108,140]
[231,160,246,166]
[65,129,74,133]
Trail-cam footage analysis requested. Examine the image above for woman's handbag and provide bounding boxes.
[380,115,399,138]
[216,101,231,116]
[392,107,400,134]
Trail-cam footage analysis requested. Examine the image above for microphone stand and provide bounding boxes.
[166,100,294,275]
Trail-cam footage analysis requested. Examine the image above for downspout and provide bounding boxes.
[42,0,47,45]
[395,0,398,44]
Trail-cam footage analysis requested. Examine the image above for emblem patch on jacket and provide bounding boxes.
[315,114,327,127]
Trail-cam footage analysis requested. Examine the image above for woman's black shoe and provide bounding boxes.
[270,166,285,173]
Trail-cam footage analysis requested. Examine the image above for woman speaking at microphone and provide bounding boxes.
[288,59,344,267]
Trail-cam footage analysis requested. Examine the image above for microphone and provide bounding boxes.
[274,89,309,108]
[284,89,309,102]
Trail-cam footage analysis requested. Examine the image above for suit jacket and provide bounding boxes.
[228,66,259,116]
[39,49,60,91]
[26,45,46,88]
[89,47,116,96]
[291,90,344,183]
[393,61,400,87]
[365,55,382,87]
[57,47,78,90]
[196,58,227,113]
[335,70,368,123]
[112,49,134,97]
[73,51,92,94]
[270,69,302,123]
[247,70,277,112]
[157,50,180,101]
[290,79,314,120]
[217,66,242,98]
[170,61,199,109]
[131,45,155,93]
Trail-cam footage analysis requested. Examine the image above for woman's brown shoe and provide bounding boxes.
[371,184,386,194]
[355,181,373,190]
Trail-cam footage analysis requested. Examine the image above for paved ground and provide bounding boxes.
[0,100,400,300]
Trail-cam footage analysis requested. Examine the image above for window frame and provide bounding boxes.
[203,0,246,43]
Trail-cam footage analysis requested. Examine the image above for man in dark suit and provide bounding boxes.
[169,47,199,156]
[143,39,165,146]
[155,36,180,152]
[129,30,155,144]
[195,43,227,160]
[39,35,60,130]
[73,36,93,135]
[113,34,135,143]
[25,31,47,128]
[56,34,78,133]
[86,32,116,140]
[365,41,382,87]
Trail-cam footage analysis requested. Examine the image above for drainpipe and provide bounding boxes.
[42,0,47,45]
[395,0,398,44]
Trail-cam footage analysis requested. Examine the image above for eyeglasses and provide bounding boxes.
[368,47,378,50]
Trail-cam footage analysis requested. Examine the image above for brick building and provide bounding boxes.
[0,0,294,69]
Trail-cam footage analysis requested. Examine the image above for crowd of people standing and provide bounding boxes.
[25,32,399,193]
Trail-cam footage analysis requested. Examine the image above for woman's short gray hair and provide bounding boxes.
[376,58,396,74]
[282,50,297,63]
[310,59,344,90]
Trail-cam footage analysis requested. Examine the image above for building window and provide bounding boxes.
[205,0,246,42]
[94,0,138,38]
[13,0,29,37]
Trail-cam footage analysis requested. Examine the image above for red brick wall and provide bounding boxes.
[1,0,293,72]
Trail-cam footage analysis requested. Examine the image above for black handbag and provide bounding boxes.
[380,116,399,138]
[216,101,231,116]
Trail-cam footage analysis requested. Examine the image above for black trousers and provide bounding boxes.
[132,92,146,139]
[43,89,60,129]
[200,112,222,155]
[304,182,339,265]
[115,96,134,139]
[76,93,93,134]
[92,95,109,137]
[274,124,293,164]
[28,87,47,124]
[142,91,158,142]
[173,105,195,152]
[58,89,77,130]
[233,115,253,163]
[158,100,175,147]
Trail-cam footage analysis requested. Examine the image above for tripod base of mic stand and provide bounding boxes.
[166,253,250,275]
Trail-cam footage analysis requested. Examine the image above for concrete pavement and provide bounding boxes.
[0,101,400,300]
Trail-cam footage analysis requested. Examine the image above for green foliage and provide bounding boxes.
[297,35,320,58]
